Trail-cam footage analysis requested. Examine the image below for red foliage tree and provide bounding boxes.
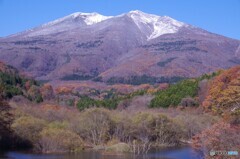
[192,121,240,159]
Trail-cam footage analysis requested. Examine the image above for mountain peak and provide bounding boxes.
[128,10,145,14]
[42,12,112,27]
[73,12,112,25]
[126,10,185,40]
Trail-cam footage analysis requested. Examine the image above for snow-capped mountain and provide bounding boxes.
[14,10,186,39]
[0,11,239,82]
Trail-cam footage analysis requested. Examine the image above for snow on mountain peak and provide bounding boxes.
[72,12,113,25]
[42,12,112,27]
[127,10,185,40]
[34,10,185,39]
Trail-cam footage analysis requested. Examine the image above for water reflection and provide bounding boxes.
[1,147,202,159]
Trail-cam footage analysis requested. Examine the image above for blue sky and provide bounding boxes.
[0,0,239,39]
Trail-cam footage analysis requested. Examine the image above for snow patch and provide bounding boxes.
[77,12,113,25]
[42,12,112,27]
[128,10,185,40]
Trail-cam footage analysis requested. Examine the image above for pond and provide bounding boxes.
[0,147,203,159]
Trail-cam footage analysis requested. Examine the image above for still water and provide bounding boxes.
[0,147,202,159]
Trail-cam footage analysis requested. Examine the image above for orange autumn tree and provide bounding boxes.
[202,66,240,116]
[192,122,240,159]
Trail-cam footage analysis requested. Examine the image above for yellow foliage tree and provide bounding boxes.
[202,66,240,116]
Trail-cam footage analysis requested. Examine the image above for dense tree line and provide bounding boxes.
[76,90,147,111]
[106,75,184,85]
[0,68,54,104]
[150,79,199,108]
[150,72,221,108]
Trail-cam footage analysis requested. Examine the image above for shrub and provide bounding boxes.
[122,112,183,154]
[40,84,54,100]
[154,114,183,146]
[175,114,219,139]
[38,127,83,153]
[180,97,198,107]
[58,97,75,107]
[35,94,43,103]
[76,108,112,145]
[131,112,156,138]
[47,121,69,130]
[66,99,75,106]
[110,112,132,143]
[4,85,23,98]
[12,116,46,144]
[27,85,43,103]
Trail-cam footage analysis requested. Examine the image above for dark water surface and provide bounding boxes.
[0,147,202,159]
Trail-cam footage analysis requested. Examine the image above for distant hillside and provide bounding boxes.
[0,11,239,83]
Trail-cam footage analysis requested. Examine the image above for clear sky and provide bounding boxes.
[0,0,239,39]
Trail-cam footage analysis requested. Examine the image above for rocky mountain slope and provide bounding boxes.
[0,10,239,83]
